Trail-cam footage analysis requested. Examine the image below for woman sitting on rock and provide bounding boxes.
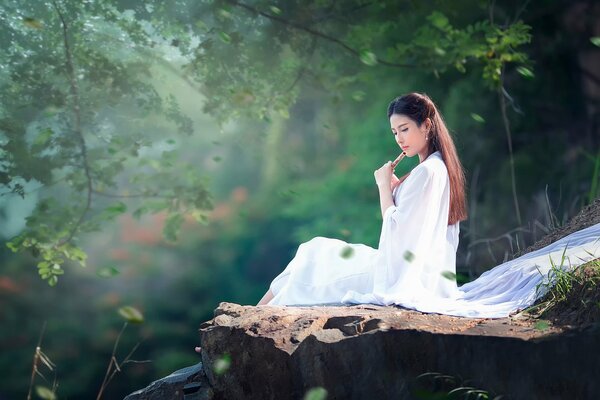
[195,92,600,353]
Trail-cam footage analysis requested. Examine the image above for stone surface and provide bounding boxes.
[123,362,212,400]
[195,301,600,399]
[125,289,600,400]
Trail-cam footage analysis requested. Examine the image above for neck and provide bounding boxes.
[418,149,433,164]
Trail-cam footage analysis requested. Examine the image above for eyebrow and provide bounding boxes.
[391,123,408,130]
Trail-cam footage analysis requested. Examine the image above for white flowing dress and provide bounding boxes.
[267,151,600,318]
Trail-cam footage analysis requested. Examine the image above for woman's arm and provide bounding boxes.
[377,183,395,218]
[374,160,400,217]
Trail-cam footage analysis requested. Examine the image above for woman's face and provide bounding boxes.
[389,113,431,163]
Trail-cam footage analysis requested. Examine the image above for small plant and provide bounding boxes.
[518,241,600,321]
[412,371,504,399]
[517,243,575,317]
[27,322,58,400]
[536,244,574,300]
[96,306,149,400]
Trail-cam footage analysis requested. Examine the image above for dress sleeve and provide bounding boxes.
[372,163,451,298]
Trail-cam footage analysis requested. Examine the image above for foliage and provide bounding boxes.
[1,0,216,284]
[520,249,600,320]
[1,0,533,284]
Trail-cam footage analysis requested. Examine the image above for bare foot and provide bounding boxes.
[195,346,202,353]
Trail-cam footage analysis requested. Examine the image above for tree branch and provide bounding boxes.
[223,0,419,69]
[52,0,93,247]
[91,189,175,199]
[498,67,524,247]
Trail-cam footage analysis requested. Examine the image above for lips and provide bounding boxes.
[401,146,409,150]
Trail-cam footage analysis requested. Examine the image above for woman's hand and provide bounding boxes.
[374,161,393,187]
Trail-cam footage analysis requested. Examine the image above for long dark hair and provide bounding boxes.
[387,92,468,225]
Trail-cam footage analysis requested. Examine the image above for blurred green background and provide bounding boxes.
[1,0,599,398]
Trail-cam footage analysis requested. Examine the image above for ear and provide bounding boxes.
[421,118,431,133]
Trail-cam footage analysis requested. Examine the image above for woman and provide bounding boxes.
[254,92,599,316]
[195,92,600,353]
[258,92,468,307]
[194,92,459,354]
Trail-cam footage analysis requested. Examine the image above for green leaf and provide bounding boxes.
[33,128,53,147]
[303,387,328,400]
[277,107,290,119]
[455,272,471,284]
[470,113,485,123]
[34,385,56,400]
[213,354,231,375]
[269,6,282,15]
[590,37,600,47]
[118,305,144,323]
[23,17,43,29]
[351,91,365,102]
[219,31,231,43]
[97,266,120,278]
[67,246,87,263]
[37,261,50,269]
[428,11,450,30]
[441,271,457,281]
[6,240,19,252]
[163,213,184,242]
[359,50,378,66]
[534,320,550,331]
[190,209,209,224]
[340,245,354,259]
[516,66,534,79]
[105,202,127,214]
[217,8,232,19]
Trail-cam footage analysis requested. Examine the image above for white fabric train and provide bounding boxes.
[267,151,600,318]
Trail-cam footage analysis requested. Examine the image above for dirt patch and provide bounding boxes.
[518,260,600,329]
